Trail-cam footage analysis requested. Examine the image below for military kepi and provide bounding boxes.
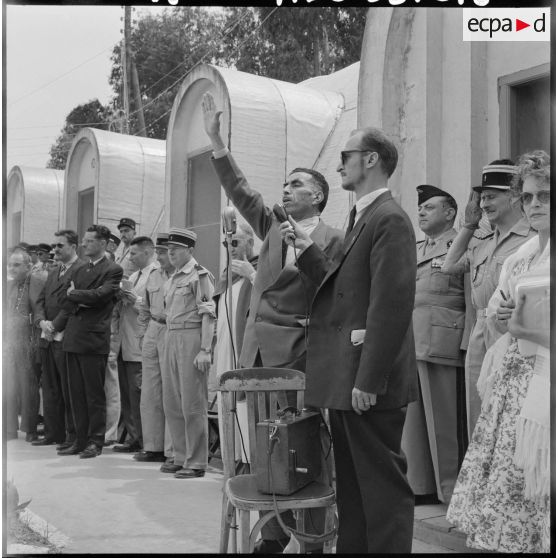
[109,233,121,246]
[417,184,456,206]
[168,227,197,248]
[117,217,136,230]
[155,232,169,249]
[473,163,517,192]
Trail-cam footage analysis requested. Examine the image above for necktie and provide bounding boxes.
[133,270,142,287]
[346,206,357,237]
[58,264,67,278]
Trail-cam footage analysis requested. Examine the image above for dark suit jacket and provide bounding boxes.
[213,256,258,353]
[61,257,123,355]
[212,153,344,368]
[35,258,87,337]
[298,190,418,411]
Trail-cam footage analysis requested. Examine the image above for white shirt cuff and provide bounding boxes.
[213,147,229,159]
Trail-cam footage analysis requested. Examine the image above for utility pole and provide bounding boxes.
[121,6,130,134]
[124,6,146,137]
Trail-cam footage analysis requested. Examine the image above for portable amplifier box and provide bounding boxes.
[255,410,322,496]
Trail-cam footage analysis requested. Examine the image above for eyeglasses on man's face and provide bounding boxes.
[222,239,239,248]
[520,190,551,205]
[340,150,371,166]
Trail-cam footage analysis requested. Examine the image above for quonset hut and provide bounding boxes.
[165,63,359,277]
[6,166,64,247]
[63,128,166,241]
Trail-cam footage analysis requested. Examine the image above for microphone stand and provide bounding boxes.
[223,230,235,371]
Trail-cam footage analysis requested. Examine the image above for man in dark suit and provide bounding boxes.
[202,92,344,552]
[58,225,123,459]
[33,230,86,448]
[283,127,418,553]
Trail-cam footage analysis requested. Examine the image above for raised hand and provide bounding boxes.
[464,191,482,228]
[231,256,255,279]
[201,92,223,141]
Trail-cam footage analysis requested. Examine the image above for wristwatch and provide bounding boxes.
[201,347,212,353]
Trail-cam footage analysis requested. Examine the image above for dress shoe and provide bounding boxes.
[133,451,166,463]
[174,468,205,479]
[112,442,142,453]
[103,439,118,447]
[31,438,58,446]
[57,444,84,456]
[253,538,290,554]
[160,462,183,474]
[79,443,102,459]
[25,432,39,443]
[56,441,74,451]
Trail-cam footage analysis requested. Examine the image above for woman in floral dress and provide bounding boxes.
[446,150,551,553]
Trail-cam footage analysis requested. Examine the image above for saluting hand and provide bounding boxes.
[351,387,377,415]
[464,191,482,228]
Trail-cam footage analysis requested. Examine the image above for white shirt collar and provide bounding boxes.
[355,188,389,219]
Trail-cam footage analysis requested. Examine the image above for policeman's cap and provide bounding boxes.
[168,227,197,248]
[472,164,518,193]
[155,233,169,249]
[417,184,456,207]
[109,233,121,246]
[37,243,52,253]
[117,217,136,231]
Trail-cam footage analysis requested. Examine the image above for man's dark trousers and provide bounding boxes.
[40,340,74,443]
[329,407,414,554]
[66,353,107,448]
[117,352,143,447]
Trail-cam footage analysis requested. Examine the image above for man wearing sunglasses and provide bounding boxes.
[282,127,418,553]
[442,162,536,437]
[202,92,343,553]
[34,230,86,449]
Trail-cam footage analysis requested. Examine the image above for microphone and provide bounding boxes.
[222,206,237,235]
[272,203,289,224]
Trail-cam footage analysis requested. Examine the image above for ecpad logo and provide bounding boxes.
[463,8,550,42]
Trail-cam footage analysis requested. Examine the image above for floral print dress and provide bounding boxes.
[446,237,550,553]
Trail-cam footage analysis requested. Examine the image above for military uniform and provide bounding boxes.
[138,263,173,456]
[454,217,535,435]
[163,256,215,471]
[402,228,468,503]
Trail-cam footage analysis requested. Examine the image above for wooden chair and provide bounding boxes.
[218,367,337,553]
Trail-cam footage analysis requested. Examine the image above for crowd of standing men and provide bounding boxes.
[5,91,549,554]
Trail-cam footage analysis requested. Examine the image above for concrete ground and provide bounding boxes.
[5,434,464,554]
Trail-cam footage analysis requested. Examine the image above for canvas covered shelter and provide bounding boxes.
[165,63,359,277]
[63,127,166,241]
[6,165,64,247]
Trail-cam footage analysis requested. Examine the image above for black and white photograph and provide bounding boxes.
[4,1,552,554]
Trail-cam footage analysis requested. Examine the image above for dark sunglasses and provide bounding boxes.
[340,149,371,165]
[520,190,551,205]
[222,239,239,248]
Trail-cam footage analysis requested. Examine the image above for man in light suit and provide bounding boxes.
[34,230,86,448]
[202,92,344,553]
[283,127,418,553]
[58,224,123,459]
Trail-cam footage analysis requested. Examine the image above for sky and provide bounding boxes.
[5,5,165,172]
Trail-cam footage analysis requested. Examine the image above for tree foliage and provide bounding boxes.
[48,7,367,160]
[46,99,110,170]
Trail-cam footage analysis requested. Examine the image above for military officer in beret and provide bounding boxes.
[160,227,216,479]
[114,217,139,279]
[401,185,468,504]
[442,161,535,435]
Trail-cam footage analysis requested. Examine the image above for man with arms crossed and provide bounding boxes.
[58,225,123,458]
[282,128,418,553]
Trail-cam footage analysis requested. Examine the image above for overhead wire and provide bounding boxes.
[130,7,279,136]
